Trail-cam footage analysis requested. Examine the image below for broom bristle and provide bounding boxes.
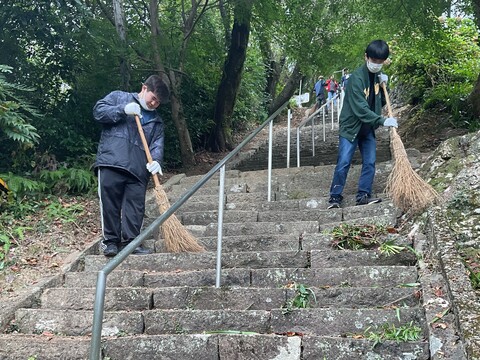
[385,129,439,213]
[154,186,205,253]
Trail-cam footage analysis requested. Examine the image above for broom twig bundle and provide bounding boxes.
[381,84,439,213]
[135,115,205,252]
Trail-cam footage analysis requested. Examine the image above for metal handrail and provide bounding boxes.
[295,93,341,167]
[88,99,290,359]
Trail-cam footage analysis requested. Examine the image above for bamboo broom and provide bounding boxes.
[134,115,205,252]
[381,83,439,213]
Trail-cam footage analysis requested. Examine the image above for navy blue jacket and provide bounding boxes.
[93,90,164,184]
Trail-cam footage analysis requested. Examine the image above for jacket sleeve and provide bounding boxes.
[93,91,129,125]
[347,76,384,127]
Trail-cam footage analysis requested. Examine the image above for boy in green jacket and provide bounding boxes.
[327,40,398,209]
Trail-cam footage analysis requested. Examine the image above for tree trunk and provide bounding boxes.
[259,37,284,110]
[209,0,253,152]
[149,0,195,167]
[112,0,130,90]
[268,62,303,115]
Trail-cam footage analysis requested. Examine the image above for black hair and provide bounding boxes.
[144,75,170,104]
[365,40,389,60]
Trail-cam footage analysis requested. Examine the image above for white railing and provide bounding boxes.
[286,92,343,168]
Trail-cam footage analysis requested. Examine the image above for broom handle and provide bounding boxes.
[381,82,394,118]
[134,114,161,188]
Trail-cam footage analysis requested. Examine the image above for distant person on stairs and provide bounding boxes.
[313,75,327,113]
[93,75,170,257]
[327,40,398,209]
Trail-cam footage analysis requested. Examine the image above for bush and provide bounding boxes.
[390,16,480,129]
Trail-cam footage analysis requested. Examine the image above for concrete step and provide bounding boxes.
[85,245,414,272]
[39,285,419,311]
[0,335,91,360]
[64,263,417,289]
[0,333,428,360]
[141,265,417,288]
[186,220,320,237]
[15,307,425,337]
[84,250,311,272]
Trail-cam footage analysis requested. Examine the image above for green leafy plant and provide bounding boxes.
[39,167,96,195]
[0,172,46,200]
[363,321,422,348]
[330,223,389,250]
[282,282,317,315]
[0,65,41,146]
[379,241,405,256]
[44,201,84,224]
[0,233,11,270]
[391,17,480,129]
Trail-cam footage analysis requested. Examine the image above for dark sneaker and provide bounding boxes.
[132,246,153,255]
[327,196,342,209]
[356,194,382,206]
[103,243,119,257]
[119,243,153,255]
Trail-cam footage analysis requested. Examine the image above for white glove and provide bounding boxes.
[378,73,388,85]
[146,161,162,175]
[383,117,398,128]
[124,102,141,116]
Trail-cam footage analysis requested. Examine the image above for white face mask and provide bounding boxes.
[367,60,383,73]
[139,90,154,111]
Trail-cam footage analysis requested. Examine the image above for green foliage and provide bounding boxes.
[0,232,12,270]
[0,172,46,199]
[330,223,389,250]
[282,282,317,314]
[363,321,422,347]
[39,167,96,195]
[0,65,41,147]
[44,201,84,224]
[379,241,406,256]
[390,17,480,129]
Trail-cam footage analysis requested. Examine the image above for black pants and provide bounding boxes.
[98,167,147,245]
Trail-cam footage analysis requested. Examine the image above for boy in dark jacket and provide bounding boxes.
[93,75,170,256]
[327,40,398,209]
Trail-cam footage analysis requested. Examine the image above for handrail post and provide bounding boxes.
[287,109,291,168]
[267,119,273,202]
[89,270,107,360]
[311,115,315,158]
[322,107,326,142]
[215,165,226,288]
[296,128,300,168]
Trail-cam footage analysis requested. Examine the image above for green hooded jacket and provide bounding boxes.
[339,63,387,142]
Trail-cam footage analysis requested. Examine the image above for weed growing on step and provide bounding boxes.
[330,223,407,257]
[362,321,422,347]
[330,223,389,250]
[379,240,405,256]
[282,282,317,315]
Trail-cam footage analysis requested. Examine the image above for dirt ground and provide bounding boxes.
[0,104,465,309]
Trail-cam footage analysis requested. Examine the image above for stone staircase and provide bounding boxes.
[0,123,433,359]
[231,119,392,171]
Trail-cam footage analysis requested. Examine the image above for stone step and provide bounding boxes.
[170,192,394,215]
[85,246,414,272]
[0,335,91,360]
[182,233,330,252]
[84,250,311,272]
[186,229,411,253]
[39,285,419,311]
[15,308,425,337]
[186,220,320,237]
[0,333,428,360]
[64,264,417,289]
